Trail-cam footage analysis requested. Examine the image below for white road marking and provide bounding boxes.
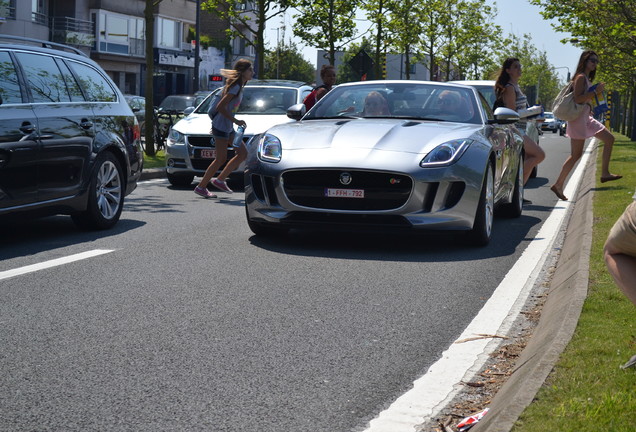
[363,140,595,431]
[0,249,115,281]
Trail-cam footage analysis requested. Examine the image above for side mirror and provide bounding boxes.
[489,107,520,124]
[183,106,195,116]
[287,103,306,121]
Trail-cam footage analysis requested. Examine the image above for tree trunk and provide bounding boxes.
[144,0,156,156]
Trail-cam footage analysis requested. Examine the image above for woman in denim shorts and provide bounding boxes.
[194,59,253,198]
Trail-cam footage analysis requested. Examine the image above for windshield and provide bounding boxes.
[303,82,481,124]
[195,87,298,115]
[159,95,197,112]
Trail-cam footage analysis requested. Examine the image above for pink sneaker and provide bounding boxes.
[194,186,217,198]
[211,178,233,193]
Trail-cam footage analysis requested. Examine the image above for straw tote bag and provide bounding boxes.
[553,83,585,121]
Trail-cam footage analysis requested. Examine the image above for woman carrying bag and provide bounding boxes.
[550,50,621,201]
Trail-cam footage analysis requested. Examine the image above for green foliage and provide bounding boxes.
[484,33,561,107]
[261,41,315,82]
[291,0,359,66]
[530,0,636,92]
[201,0,293,76]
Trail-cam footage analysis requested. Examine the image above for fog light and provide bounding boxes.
[167,158,175,167]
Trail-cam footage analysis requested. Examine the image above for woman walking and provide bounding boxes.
[494,58,545,189]
[194,59,254,198]
[550,50,621,201]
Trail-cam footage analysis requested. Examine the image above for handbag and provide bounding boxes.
[553,83,585,121]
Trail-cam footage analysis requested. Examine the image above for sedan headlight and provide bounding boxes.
[167,129,185,146]
[258,133,282,163]
[420,139,472,167]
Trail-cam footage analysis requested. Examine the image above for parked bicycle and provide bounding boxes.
[150,108,184,152]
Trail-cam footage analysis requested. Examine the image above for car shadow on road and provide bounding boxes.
[0,216,145,262]
[248,214,544,262]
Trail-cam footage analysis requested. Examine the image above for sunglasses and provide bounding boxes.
[588,58,599,64]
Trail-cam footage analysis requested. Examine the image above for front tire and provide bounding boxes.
[245,205,288,236]
[503,154,523,218]
[72,152,124,230]
[467,162,494,246]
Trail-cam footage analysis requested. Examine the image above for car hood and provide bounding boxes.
[266,118,484,155]
[173,113,293,136]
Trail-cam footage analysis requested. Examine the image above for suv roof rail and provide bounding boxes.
[0,35,87,57]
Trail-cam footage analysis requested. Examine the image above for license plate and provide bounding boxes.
[200,149,216,159]
[325,188,364,198]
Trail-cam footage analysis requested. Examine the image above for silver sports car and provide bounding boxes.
[244,80,524,246]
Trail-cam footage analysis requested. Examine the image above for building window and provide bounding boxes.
[94,10,145,57]
[157,17,181,49]
[31,0,46,25]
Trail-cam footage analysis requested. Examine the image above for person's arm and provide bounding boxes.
[503,85,516,111]
[216,90,246,127]
[315,87,328,101]
[573,74,604,104]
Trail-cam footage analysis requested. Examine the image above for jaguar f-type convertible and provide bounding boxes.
[244,80,524,246]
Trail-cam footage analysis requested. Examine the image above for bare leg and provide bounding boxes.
[604,247,636,306]
[550,139,585,201]
[216,144,247,182]
[196,137,229,188]
[595,127,621,181]
[522,135,545,185]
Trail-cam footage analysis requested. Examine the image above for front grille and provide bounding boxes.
[188,135,214,148]
[282,169,412,211]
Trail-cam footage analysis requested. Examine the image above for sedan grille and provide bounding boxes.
[282,169,412,211]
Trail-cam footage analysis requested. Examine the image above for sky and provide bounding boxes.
[264,0,581,82]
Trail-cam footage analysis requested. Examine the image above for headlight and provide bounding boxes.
[258,133,282,162]
[167,129,185,145]
[420,139,472,167]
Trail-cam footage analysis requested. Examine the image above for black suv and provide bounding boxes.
[0,36,143,229]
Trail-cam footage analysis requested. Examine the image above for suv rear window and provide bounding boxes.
[68,60,117,102]
[16,52,75,103]
[0,51,22,104]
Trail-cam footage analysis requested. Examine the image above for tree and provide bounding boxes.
[144,0,159,156]
[291,0,359,66]
[439,0,502,81]
[384,0,423,79]
[415,0,447,81]
[361,0,390,79]
[261,41,315,82]
[484,33,561,108]
[201,0,293,77]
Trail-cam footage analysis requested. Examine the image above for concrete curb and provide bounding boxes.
[470,145,596,432]
[140,167,166,181]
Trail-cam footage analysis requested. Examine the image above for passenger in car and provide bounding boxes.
[363,91,390,116]
[494,57,545,190]
[194,58,254,197]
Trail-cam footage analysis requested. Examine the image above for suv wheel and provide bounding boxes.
[167,172,194,187]
[72,152,124,230]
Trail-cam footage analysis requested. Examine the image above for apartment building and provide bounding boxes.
[0,0,247,103]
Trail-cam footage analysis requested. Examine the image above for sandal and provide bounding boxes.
[600,174,622,183]
[550,185,568,201]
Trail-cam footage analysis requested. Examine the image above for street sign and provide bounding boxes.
[349,50,374,76]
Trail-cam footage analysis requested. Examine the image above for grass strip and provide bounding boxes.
[142,150,166,169]
[512,134,636,431]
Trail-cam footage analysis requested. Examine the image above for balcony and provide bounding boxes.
[50,16,95,47]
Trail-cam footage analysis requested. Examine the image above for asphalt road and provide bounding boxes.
[0,131,574,432]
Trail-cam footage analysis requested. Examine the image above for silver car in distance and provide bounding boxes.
[244,80,524,246]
